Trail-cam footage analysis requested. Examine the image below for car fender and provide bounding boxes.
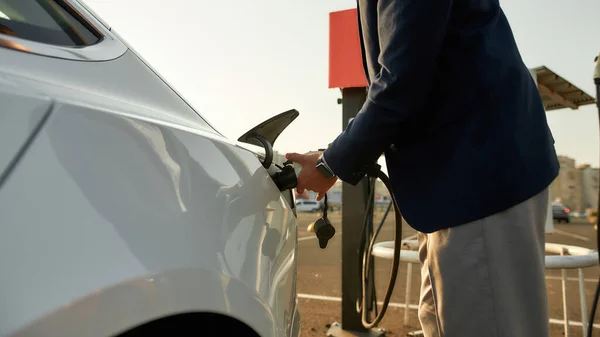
[0,100,298,337]
[8,268,284,337]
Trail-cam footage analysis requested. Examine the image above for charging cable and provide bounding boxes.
[356,164,403,329]
[304,160,402,328]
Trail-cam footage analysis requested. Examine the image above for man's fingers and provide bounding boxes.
[285,152,307,165]
[296,183,306,195]
[316,191,329,201]
[297,184,307,195]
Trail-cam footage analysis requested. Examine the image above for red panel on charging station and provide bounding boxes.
[329,9,368,89]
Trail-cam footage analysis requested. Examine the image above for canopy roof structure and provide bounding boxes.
[532,66,596,111]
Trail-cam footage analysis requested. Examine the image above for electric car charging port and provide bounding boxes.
[237,109,300,214]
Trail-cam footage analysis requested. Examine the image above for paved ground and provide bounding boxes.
[295,210,599,337]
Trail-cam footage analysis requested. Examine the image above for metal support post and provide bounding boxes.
[404,263,413,325]
[561,248,571,337]
[578,268,589,336]
[328,87,385,337]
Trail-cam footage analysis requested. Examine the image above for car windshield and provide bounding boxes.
[0,0,100,46]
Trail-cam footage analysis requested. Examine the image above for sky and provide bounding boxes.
[84,0,600,166]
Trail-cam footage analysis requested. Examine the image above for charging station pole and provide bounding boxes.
[327,9,386,336]
[339,89,368,334]
[327,88,385,337]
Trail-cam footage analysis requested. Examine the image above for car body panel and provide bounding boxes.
[9,269,281,337]
[0,81,53,179]
[0,48,213,135]
[0,98,299,336]
[0,2,299,335]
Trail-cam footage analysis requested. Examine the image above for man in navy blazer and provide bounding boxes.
[287,0,559,336]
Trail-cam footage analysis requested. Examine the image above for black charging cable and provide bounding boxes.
[356,164,403,329]
[304,160,401,328]
[323,193,329,219]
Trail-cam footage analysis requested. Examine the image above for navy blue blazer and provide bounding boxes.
[323,0,559,233]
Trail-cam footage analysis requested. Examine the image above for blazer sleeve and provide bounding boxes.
[323,0,453,185]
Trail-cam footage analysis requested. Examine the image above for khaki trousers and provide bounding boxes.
[418,188,550,337]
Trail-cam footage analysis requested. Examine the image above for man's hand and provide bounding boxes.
[285,151,337,201]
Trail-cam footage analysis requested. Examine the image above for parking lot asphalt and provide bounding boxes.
[295,211,600,337]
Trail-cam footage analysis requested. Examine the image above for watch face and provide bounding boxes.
[317,163,333,178]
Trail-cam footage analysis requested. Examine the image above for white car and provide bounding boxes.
[295,200,321,213]
[0,1,300,337]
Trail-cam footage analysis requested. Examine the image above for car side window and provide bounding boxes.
[0,0,101,46]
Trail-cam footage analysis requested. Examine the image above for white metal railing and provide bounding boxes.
[371,239,599,337]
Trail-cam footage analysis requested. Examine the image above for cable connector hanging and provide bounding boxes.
[307,194,336,249]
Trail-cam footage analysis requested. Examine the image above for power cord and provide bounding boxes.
[356,164,403,329]
[306,161,401,328]
[586,52,600,337]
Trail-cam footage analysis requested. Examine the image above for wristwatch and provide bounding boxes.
[316,156,336,179]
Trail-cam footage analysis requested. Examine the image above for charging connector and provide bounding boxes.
[307,194,336,249]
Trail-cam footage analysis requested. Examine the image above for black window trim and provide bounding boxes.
[0,0,127,61]
[38,0,104,45]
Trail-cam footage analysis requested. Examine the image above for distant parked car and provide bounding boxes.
[296,200,321,212]
[553,204,571,223]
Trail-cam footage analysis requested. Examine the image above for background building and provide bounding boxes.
[550,156,599,213]
[579,164,599,212]
[550,155,581,210]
